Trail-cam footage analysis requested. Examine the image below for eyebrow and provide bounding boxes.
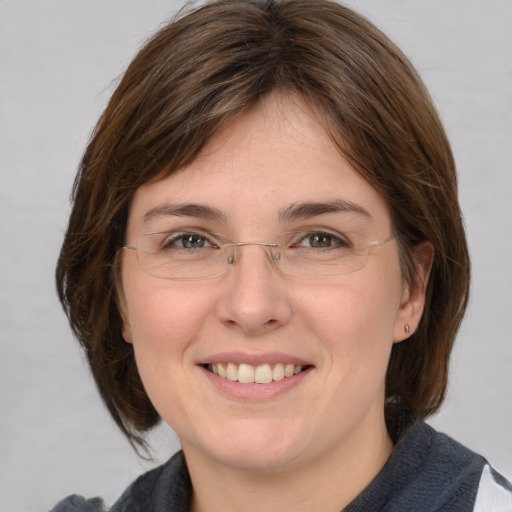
[278,199,372,222]
[142,199,371,225]
[143,203,227,224]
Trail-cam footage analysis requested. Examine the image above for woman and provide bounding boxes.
[52,1,512,510]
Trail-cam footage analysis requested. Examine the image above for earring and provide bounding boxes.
[404,324,410,333]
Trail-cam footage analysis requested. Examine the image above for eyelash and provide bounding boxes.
[161,232,218,250]
[292,231,351,249]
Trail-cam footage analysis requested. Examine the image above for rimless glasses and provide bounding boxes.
[122,229,394,281]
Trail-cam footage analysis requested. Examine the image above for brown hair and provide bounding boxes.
[56,0,470,449]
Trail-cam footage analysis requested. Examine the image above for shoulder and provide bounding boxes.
[394,422,512,511]
[427,426,512,510]
[49,495,106,512]
[346,421,507,511]
[49,451,191,512]
[393,422,489,510]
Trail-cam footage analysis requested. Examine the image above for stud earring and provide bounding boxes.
[404,324,410,333]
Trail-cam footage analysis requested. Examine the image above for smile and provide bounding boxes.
[205,362,308,384]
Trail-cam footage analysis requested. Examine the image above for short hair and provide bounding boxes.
[56,0,470,449]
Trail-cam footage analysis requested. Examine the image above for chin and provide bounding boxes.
[185,418,309,472]
[210,445,302,472]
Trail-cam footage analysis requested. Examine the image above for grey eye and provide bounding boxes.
[300,232,348,249]
[180,233,208,249]
[308,233,333,248]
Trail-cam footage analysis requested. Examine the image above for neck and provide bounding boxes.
[183,417,393,512]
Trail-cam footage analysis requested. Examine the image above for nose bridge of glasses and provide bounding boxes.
[225,241,281,266]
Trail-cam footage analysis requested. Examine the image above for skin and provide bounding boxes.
[120,94,432,512]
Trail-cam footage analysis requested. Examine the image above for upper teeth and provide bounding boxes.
[209,363,303,384]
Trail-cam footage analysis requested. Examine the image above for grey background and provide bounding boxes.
[1,1,511,511]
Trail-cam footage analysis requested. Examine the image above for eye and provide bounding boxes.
[295,231,350,249]
[162,232,215,250]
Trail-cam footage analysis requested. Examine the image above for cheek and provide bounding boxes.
[304,275,401,341]
[121,280,217,418]
[122,271,215,363]
[299,266,403,376]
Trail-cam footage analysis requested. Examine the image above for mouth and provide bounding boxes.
[203,362,311,384]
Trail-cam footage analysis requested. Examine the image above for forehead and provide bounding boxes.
[127,94,392,233]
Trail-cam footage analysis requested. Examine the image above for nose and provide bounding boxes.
[215,244,293,336]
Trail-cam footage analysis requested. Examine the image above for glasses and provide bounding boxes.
[122,230,394,280]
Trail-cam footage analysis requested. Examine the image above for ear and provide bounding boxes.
[116,279,133,344]
[394,242,434,343]
[121,312,133,344]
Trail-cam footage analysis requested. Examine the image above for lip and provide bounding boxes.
[196,352,315,401]
[199,365,313,401]
[196,351,312,367]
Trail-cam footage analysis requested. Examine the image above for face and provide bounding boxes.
[120,94,427,474]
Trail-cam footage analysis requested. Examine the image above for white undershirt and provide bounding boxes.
[474,464,512,511]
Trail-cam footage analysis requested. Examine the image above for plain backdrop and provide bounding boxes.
[1,1,511,511]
